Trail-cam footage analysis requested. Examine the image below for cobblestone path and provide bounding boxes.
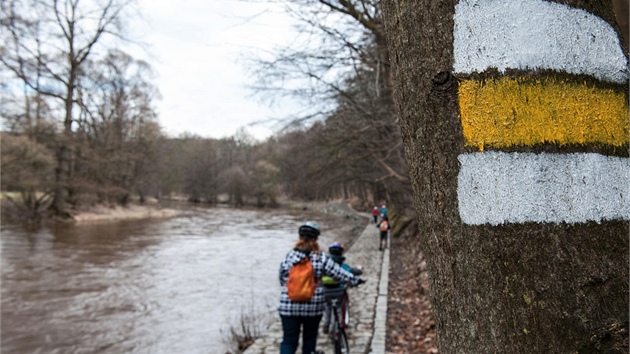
[243,215,390,354]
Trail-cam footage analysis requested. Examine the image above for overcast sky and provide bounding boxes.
[130,1,298,141]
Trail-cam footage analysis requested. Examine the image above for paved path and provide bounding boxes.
[243,214,390,354]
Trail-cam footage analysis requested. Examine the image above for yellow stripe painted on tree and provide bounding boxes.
[458,77,629,151]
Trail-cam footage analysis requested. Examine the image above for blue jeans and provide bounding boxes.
[280,315,322,354]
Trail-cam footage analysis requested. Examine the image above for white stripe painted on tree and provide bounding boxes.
[457,152,630,225]
[453,0,629,84]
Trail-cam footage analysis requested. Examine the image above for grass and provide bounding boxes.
[221,306,274,354]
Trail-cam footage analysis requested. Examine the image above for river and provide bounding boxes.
[1,204,358,354]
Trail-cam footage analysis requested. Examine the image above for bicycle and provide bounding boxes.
[323,286,351,354]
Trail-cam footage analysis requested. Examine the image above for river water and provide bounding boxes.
[1,205,353,354]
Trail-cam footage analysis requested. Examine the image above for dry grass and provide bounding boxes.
[221,307,273,354]
[71,204,181,223]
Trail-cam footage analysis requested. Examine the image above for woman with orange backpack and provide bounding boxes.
[278,221,364,354]
[376,216,390,251]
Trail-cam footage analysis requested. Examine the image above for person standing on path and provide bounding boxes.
[376,216,390,251]
[371,206,379,223]
[278,221,363,354]
[379,204,388,219]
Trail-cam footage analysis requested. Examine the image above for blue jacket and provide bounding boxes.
[321,254,362,288]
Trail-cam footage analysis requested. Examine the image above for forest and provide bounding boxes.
[0,0,414,230]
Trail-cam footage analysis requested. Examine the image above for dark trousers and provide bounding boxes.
[280,314,322,354]
[380,231,388,250]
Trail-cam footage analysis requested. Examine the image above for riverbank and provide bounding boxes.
[71,199,366,228]
[71,203,182,223]
[3,204,364,354]
[3,197,437,353]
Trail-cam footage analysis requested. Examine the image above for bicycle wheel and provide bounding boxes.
[334,327,350,354]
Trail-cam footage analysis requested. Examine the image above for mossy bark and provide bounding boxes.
[381,0,629,353]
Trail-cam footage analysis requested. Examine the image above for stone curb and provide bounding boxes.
[370,244,389,354]
[242,215,390,354]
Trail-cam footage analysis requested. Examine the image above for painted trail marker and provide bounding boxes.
[452,0,629,226]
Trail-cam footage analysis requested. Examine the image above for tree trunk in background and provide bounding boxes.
[381,1,628,353]
[52,67,77,216]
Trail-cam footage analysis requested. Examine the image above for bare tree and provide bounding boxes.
[220,166,250,207]
[251,160,280,207]
[249,0,412,212]
[1,0,137,216]
[74,49,161,205]
[181,137,220,204]
[0,133,55,221]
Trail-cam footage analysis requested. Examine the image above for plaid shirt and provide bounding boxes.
[278,249,360,317]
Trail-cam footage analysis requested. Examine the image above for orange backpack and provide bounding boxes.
[380,220,389,232]
[287,257,318,302]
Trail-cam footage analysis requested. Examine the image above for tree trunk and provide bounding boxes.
[613,0,629,52]
[52,68,77,217]
[381,1,629,353]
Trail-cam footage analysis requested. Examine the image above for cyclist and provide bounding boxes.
[321,242,363,334]
[278,221,364,354]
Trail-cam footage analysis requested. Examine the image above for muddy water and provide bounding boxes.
[1,206,349,354]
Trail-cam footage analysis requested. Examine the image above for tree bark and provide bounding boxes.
[381,1,629,353]
[613,0,629,52]
[52,65,77,216]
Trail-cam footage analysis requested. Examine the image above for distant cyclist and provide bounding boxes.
[278,221,363,354]
[320,242,363,334]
